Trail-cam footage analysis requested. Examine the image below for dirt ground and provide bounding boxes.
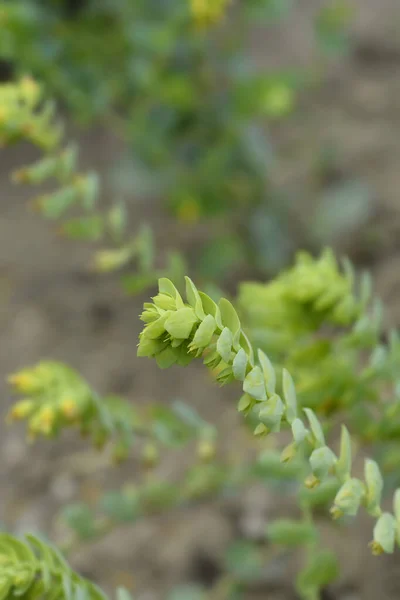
[2,1,400,598]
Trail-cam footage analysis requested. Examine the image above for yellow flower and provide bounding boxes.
[190,0,230,27]
[7,400,35,422]
[177,196,201,224]
[8,372,40,394]
[30,406,56,435]
[197,439,216,462]
[19,76,40,106]
[60,398,79,420]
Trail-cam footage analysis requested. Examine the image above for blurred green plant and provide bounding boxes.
[7,360,218,464]
[0,0,354,279]
[5,249,400,599]
[134,263,400,596]
[0,533,110,600]
[238,248,400,452]
[1,76,187,293]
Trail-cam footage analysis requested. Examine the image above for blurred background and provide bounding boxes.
[2,0,400,598]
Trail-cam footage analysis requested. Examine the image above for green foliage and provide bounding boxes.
[137,273,400,558]
[0,76,61,148]
[0,0,353,281]
[238,249,400,452]
[0,533,108,600]
[1,75,186,294]
[6,244,400,598]
[7,361,217,464]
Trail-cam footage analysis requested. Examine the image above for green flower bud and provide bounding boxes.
[203,349,222,369]
[141,442,159,469]
[281,442,297,463]
[258,394,284,432]
[142,313,169,340]
[331,478,365,519]
[254,423,268,437]
[140,303,159,323]
[291,418,308,445]
[244,366,267,401]
[189,314,216,354]
[310,446,336,481]
[164,307,198,339]
[152,293,176,311]
[370,513,396,555]
[237,393,252,414]
[137,336,168,358]
[215,366,234,385]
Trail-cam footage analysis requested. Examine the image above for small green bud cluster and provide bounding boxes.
[0,77,62,149]
[0,533,107,600]
[7,362,136,461]
[139,277,400,554]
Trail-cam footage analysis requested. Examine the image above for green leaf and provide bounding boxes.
[108,202,127,241]
[164,308,198,340]
[62,215,104,241]
[258,349,276,395]
[393,489,400,523]
[142,313,169,340]
[304,408,325,447]
[224,541,262,581]
[291,418,308,445]
[185,277,205,320]
[100,490,138,523]
[243,366,267,401]
[267,519,318,546]
[137,336,167,358]
[299,478,340,509]
[81,172,99,210]
[296,550,339,597]
[167,584,205,600]
[365,459,383,516]
[190,314,216,352]
[36,186,79,219]
[282,368,297,423]
[218,298,241,339]
[171,400,208,431]
[155,346,179,369]
[117,588,134,600]
[217,327,233,363]
[335,425,352,481]
[62,504,96,540]
[233,348,248,381]
[135,224,154,273]
[254,449,304,479]
[237,393,252,413]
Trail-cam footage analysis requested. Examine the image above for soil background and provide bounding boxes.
[2,1,400,598]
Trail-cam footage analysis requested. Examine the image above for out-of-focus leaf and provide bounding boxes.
[167,584,206,600]
[62,215,104,241]
[62,504,97,540]
[224,540,263,581]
